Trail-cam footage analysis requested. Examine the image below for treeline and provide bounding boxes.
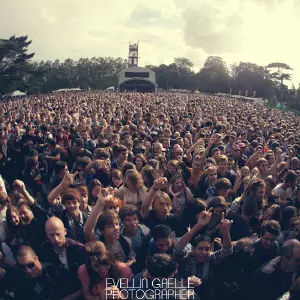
[1,35,300,109]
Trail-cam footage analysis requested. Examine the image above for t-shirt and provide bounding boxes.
[105,236,135,263]
[227,211,252,241]
[273,183,293,203]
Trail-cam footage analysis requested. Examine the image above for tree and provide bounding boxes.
[197,56,230,93]
[0,35,35,94]
[174,57,194,71]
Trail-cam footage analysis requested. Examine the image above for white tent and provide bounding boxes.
[11,90,26,97]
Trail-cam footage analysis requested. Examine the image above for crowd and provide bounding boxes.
[0,91,300,299]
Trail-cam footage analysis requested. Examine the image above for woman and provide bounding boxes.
[168,172,194,217]
[141,165,156,189]
[132,154,147,172]
[5,206,25,251]
[110,169,123,189]
[88,179,102,206]
[78,241,133,300]
[262,204,282,224]
[114,169,147,208]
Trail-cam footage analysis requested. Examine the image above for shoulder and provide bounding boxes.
[139,224,150,236]
[115,261,134,279]
[78,264,90,283]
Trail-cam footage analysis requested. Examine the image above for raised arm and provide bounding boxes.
[140,177,168,219]
[175,208,213,251]
[13,180,35,206]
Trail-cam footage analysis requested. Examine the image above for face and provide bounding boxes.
[154,199,171,218]
[18,205,34,224]
[103,220,120,241]
[123,215,139,231]
[213,207,224,216]
[173,178,184,191]
[227,161,234,171]
[259,163,268,174]
[219,188,229,199]
[284,247,300,273]
[268,155,275,165]
[79,189,88,209]
[135,157,144,168]
[256,186,266,201]
[92,185,102,198]
[64,200,80,214]
[218,161,227,172]
[194,241,211,263]
[90,257,111,277]
[212,150,220,159]
[156,237,172,253]
[192,160,202,171]
[120,151,128,160]
[112,176,122,188]
[260,232,277,250]
[46,227,66,249]
[207,170,218,183]
[50,195,61,206]
[167,166,177,175]
[163,140,170,149]
[17,254,40,279]
[10,211,20,226]
[293,224,300,240]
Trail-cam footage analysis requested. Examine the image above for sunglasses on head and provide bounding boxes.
[19,262,35,270]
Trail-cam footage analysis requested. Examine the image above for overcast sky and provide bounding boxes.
[1,0,300,86]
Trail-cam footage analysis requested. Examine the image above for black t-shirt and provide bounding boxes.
[227,211,252,241]
[141,210,186,237]
[251,239,279,271]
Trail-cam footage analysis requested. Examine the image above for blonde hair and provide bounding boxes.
[153,191,172,211]
[125,169,145,190]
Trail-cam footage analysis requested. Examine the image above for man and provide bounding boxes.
[14,180,48,254]
[128,253,200,300]
[71,138,93,169]
[252,239,300,300]
[111,145,128,170]
[50,160,68,189]
[14,245,61,300]
[274,170,297,205]
[251,220,280,271]
[40,217,85,299]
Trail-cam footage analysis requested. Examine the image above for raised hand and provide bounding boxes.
[197,208,213,227]
[62,171,78,186]
[186,276,202,288]
[219,212,233,235]
[153,177,168,190]
[13,180,26,192]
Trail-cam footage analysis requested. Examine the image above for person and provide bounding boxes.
[40,217,85,299]
[174,208,233,298]
[251,220,281,271]
[252,239,300,300]
[119,205,151,271]
[78,241,133,299]
[129,253,200,300]
[278,277,300,300]
[14,180,48,254]
[13,245,61,300]
[140,177,185,237]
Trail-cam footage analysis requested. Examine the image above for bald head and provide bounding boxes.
[45,216,65,231]
[16,245,36,260]
[45,217,67,249]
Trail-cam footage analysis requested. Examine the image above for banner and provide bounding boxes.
[229,88,232,95]
[239,90,242,96]
[245,90,248,97]
[253,91,257,98]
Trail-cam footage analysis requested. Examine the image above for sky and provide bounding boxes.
[1,0,300,86]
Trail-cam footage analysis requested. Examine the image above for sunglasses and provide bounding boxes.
[19,262,35,270]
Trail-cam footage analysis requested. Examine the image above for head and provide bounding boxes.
[256,158,268,175]
[260,220,281,250]
[62,189,81,215]
[240,166,250,178]
[17,202,34,225]
[102,197,121,215]
[124,169,144,191]
[191,235,212,263]
[292,218,300,240]
[97,211,120,242]
[206,166,218,185]
[243,178,266,202]
[146,254,177,279]
[6,205,23,227]
[280,239,300,273]
[45,217,67,249]
[54,161,68,178]
[77,184,89,210]
[111,169,123,188]
[133,154,146,171]
[216,155,228,173]
[88,179,102,205]
[152,191,172,219]
[167,160,178,176]
[151,225,172,253]
[207,196,227,216]
[119,205,140,231]
[170,173,184,192]
[215,178,231,199]
[284,170,297,189]
[16,245,42,279]
[85,241,114,279]
[72,138,84,153]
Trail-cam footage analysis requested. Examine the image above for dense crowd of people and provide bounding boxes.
[0,91,300,299]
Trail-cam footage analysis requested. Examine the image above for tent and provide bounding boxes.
[11,90,26,97]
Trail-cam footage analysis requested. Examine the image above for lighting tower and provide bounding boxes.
[128,42,139,67]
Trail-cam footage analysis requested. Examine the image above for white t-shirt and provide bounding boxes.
[273,183,293,202]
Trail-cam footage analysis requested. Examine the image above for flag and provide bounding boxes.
[239,90,242,96]
[229,88,232,95]
[245,90,248,97]
[253,91,257,98]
